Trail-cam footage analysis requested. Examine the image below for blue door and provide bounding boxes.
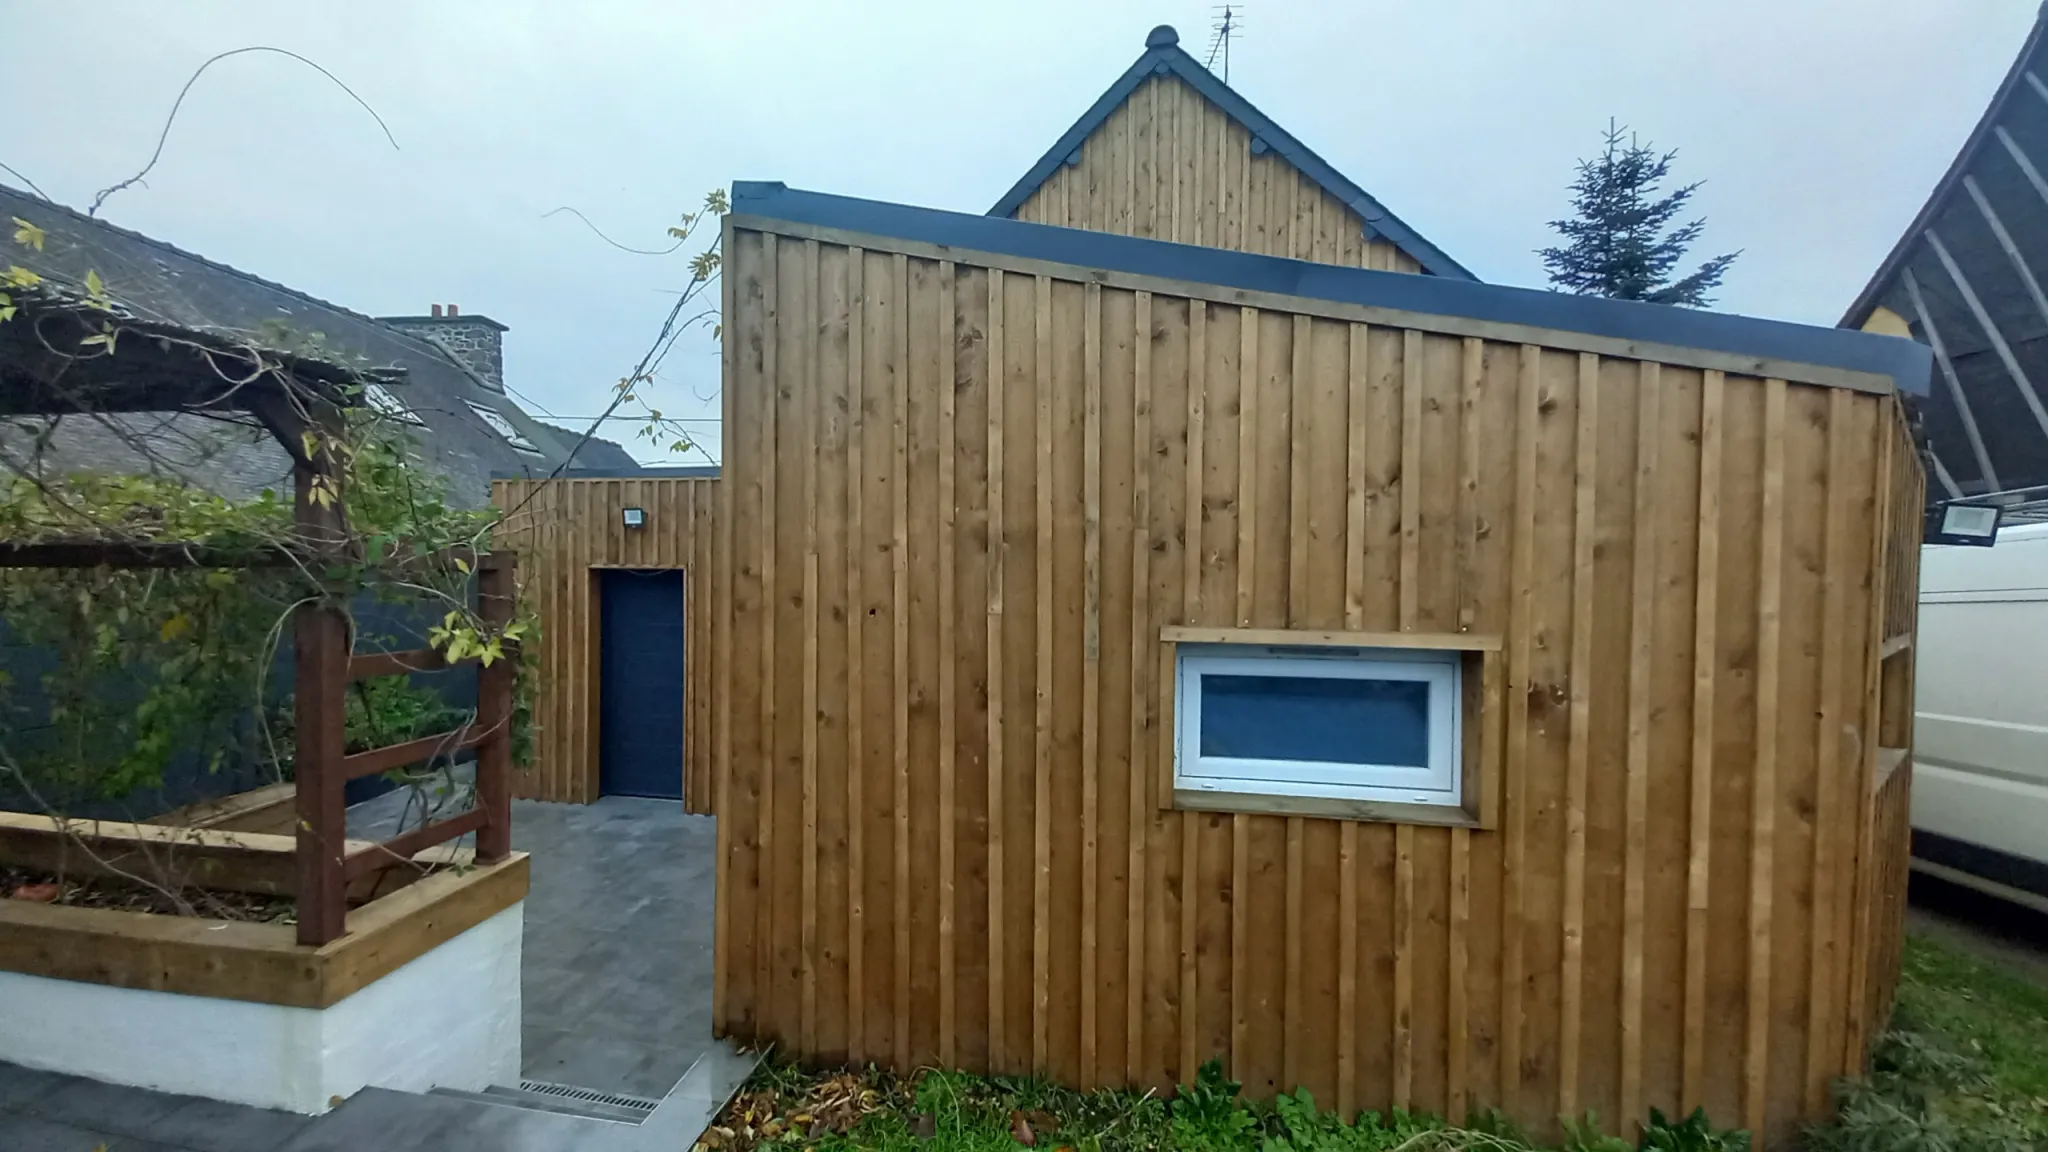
[599,569,686,799]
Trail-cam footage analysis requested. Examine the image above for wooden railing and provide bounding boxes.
[294,552,517,943]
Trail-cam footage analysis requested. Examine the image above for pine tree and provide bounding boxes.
[1539,120,1741,308]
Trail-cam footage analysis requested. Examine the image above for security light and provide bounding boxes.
[1941,504,1997,538]
[622,507,646,529]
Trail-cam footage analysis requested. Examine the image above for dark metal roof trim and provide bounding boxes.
[736,181,1931,394]
[986,25,1476,282]
[1841,10,2048,327]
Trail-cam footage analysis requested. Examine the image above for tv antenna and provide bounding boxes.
[1205,4,1244,82]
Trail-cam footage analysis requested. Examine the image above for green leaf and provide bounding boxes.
[11,217,45,251]
[84,269,105,297]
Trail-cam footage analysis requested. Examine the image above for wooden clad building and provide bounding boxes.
[492,470,720,809]
[991,25,1471,278]
[712,180,1931,1146]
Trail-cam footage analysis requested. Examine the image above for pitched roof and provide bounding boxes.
[1838,9,2048,501]
[989,24,1474,281]
[0,183,589,505]
[735,181,1928,395]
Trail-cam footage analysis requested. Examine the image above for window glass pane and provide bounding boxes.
[1198,674,1430,766]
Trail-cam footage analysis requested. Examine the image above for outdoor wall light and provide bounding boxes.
[622,507,646,529]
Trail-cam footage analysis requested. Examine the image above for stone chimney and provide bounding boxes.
[379,304,509,393]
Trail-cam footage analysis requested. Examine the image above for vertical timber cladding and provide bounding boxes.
[716,215,1917,1146]
[490,475,720,810]
[1011,75,1424,274]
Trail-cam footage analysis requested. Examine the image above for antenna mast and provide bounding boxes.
[1205,4,1243,82]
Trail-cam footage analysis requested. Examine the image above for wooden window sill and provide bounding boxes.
[1172,788,1482,829]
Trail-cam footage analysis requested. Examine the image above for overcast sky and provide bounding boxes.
[2,1,2036,463]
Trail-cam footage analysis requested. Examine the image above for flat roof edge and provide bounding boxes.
[736,182,1932,396]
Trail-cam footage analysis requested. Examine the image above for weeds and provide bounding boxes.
[1803,934,2048,1152]
[701,1059,1744,1152]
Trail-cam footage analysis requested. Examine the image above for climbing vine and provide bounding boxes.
[0,216,533,817]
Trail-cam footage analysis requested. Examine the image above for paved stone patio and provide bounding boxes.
[349,791,720,1099]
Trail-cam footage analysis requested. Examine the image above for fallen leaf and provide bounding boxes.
[9,882,59,903]
[1011,1109,1036,1146]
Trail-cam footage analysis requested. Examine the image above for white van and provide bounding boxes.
[1913,521,2048,910]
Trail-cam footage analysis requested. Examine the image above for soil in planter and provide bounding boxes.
[1,863,296,923]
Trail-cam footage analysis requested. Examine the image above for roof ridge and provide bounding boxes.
[986,27,1474,280]
[0,182,468,364]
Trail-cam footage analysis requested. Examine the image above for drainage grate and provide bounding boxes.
[517,1080,662,1116]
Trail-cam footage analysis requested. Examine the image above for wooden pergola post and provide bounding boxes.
[290,403,351,946]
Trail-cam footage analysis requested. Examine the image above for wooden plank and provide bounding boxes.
[347,646,463,681]
[1448,335,1483,1124]
[338,728,483,782]
[1130,289,1155,1081]
[846,247,868,1062]
[1805,387,1851,1113]
[343,809,488,881]
[893,252,913,1068]
[1621,363,1661,1132]
[1843,412,1897,1073]
[1237,308,1260,626]
[1231,803,1250,1075]
[798,246,823,1052]
[939,261,959,1066]
[1337,819,1360,1118]
[1158,626,1501,650]
[802,553,820,1050]
[1346,325,1370,629]
[985,267,1007,1070]
[1401,329,1424,627]
[1394,822,1417,1107]
[1082,280,1104,1083]
[754,233,781,1029]
[1560,352,1599,1117]
[1682,369,1725,1112]
[1500,343,1540,1114]
[732,215,1905,397]
[1035,273,1055,1072]
[1744,380,1786,1135]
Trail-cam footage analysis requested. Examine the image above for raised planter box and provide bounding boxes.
[148,781,300,835]
[0,813,526,1114]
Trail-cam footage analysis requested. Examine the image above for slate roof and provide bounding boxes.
[736,181,1930,394]
[0,183,608,504]
[538,421,642,472]
[989,24,1474,281]
[1841,10,2048,502]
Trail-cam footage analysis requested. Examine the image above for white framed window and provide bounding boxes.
[365,383,425,426]
[1174,644,1462,807]
[464,400,541,454]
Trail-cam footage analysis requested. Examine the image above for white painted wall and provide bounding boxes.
[0,902,522,1114]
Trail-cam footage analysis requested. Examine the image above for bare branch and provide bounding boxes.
[0,160,50,201]
[541,206,687,256]
[90,46,398,218]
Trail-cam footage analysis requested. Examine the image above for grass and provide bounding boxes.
[705,931,2048,1152]
[1804,932,2048,1151]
